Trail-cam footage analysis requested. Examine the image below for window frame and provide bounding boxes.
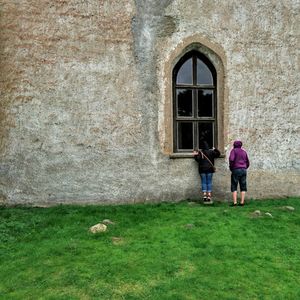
[173,51,217,153]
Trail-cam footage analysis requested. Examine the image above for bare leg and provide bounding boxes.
[232,191,237,204]
[240,191,246,204]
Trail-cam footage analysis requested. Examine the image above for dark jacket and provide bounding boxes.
[194,148,221,173]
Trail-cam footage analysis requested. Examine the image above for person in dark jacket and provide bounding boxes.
[229,140,250,206]
[193,141,220,203]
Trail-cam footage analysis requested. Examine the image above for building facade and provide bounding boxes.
[0,0,299,204]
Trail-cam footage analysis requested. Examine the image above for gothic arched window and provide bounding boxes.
[173,51,217,152]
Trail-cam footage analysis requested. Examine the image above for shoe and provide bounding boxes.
[230,203,237,207]
[238,203,245,206]
[203,197,207,202]
[204,197,213,205]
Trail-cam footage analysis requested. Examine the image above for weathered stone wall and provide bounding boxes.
[0,0,299,205]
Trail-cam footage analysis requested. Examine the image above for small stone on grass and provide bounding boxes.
[280,206,295,211]
[250,210,261,218]
[102,219,115,225]
[264,212,273,218]
[89,223,107,233]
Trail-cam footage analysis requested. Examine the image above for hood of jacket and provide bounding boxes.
[233,140,243,148]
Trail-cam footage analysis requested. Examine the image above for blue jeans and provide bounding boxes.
[200,173,213,193]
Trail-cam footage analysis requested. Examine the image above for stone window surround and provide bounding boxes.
[160,35,227,158]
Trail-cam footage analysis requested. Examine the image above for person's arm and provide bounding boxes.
[213,148,221,158]
[229,149,235,171]
[193,150,200,162]
[245,152,250,169]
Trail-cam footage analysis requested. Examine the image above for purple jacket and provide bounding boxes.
[229,141,250,171]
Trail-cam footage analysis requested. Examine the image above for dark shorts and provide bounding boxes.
[231,168,247,192]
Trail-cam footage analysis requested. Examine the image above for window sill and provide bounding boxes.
[169,153,225,159]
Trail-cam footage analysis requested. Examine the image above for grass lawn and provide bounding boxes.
[1,198,300,300]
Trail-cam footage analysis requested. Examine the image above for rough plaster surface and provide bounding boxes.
[0,0,299,205]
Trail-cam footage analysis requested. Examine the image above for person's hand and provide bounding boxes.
[192,151,198,155]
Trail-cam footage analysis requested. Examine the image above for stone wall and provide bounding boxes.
[0,0,299,205]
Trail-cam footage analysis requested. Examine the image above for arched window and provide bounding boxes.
[173,51,217,152]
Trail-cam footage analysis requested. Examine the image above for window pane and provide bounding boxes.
[198,123,213,149]
[177,89,193,117]
[197,58,213,85]
[176,58,192,84]
[177,122,193,150]
[198,90,213,117]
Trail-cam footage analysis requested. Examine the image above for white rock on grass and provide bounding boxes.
[89,223,107,233]
[281,206,295,211]
[250,210,261,218]
[102,219,115,225]
[265,212,273,218]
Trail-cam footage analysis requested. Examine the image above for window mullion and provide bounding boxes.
[214,89,217,147]
[194,121,198,150]
[193,55,197,85]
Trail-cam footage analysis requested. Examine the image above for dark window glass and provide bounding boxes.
[197,58,213,85]
[173,51,217,152]
[177,122,193,150]
[198,90,213,117]
[176,58,192,84]
[177,89,193,117]
[198,123,213,149]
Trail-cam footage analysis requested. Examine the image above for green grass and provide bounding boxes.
[1,198,300,300]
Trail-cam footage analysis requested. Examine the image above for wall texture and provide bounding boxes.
[0,0,299,205]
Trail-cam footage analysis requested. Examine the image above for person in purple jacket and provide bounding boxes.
[229,140,250,206]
